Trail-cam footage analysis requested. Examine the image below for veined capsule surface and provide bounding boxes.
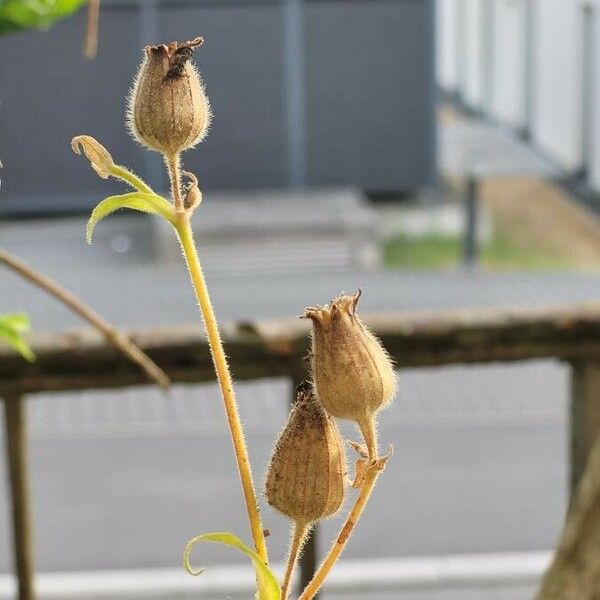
[304,291,396,425]
[265,383,345,524]
[128,37,211,155]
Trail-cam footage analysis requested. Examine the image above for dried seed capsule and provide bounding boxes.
[303,291,396,456]
[128,37,211,156]
[265,382,345,524]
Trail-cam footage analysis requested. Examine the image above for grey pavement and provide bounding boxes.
[2,242,600,330]
[320,588,539,600]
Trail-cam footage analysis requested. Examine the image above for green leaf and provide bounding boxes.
[183,532,280,600]
[0,0,86,35]
[87,192,175,243]
[0,313,35,362]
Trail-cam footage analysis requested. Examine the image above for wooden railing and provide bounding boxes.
[2,303,600,599]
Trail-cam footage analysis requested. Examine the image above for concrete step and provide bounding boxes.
[0,188,381,275]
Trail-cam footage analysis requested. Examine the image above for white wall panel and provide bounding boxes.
[461,0,486,108]
[586,6,600,191]
[490,0,527,128]
[436,0,460,91]
[532,0,583,171]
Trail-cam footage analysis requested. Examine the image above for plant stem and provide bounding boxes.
[282,520,309,600]
[175,217,269,565]
[111,164,154,195]
[165,153,184,213]
[84,0,100,59]
[298,466,382,600]
[0,249,169,390]
[358,415,378,462]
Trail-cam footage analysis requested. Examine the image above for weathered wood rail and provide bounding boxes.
[2,303,600,599]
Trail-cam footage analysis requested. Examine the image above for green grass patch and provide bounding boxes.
[383,233,570,270]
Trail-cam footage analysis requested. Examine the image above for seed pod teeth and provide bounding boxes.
[305,290,396,425]
[127,37,212,156]
[265,383,345,524]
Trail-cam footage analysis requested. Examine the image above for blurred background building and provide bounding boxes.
[0,0,436,215]
[0,1,599,599]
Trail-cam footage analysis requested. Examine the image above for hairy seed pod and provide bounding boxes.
[128,37,211,155]
[265,382,345,524]
[303,290,396,431]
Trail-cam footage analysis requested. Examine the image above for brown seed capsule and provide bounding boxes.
[265,382,345,524]
[128,37,211,156]
[303,291,396,446]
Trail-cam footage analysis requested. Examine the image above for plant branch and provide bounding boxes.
[358,415,378,462]
[282,520,309,600]
[175,217,269,565]
[0,249,169,390]
[110,164,155,195]
[83,0,100,59]
[165,153,184,213]
[298,461,385,600]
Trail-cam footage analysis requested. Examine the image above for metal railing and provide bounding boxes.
[1,303,600,599]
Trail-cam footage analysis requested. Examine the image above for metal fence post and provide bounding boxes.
[463,176,479,268]
[299,526,318,596]
[3,394,35,600]
[570,361,600,497]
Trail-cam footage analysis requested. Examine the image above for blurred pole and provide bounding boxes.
[523,0,536,139]
[480,0,494,112]
[299,526,318,597]
[463,176,479,268]
[292,379,319,598]
[455,0,467,102]
[3,394,35,600]
[570,362,600,498]
[581,3,596,178]
[283,0,307,188]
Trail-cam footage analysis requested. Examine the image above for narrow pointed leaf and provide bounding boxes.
[87,192,175,243]
[184,532,280,600]
[0,313,35,362]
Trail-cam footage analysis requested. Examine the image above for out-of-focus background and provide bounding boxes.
[0,0,599,599]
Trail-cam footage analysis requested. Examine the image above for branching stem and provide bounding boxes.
[0,249,169,389]
[282,520,309,600]
[84,0,100,59]
[358,415,378,462]
[165,153,184,213]
[175,216,269,565]
[299,417,384,600]
[298,464,382,600]
[111,164,154,195]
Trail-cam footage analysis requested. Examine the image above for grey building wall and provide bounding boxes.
[0,0,435,215]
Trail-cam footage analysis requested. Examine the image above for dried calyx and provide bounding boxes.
[71,135,114,179]
[183,171,202,211]
[303,290,396,461]
[266,382,346,599]
[128,37,211,156]
[265,381,346,525]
